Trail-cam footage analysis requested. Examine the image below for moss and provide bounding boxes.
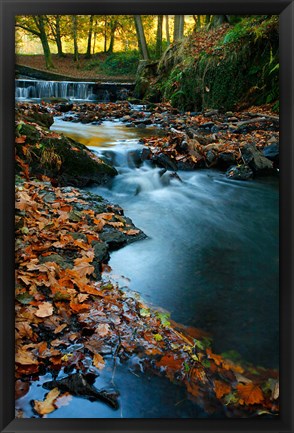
[136,16,279,112]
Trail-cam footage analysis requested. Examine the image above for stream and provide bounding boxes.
[51,118,279,369]
[21,116,279,418]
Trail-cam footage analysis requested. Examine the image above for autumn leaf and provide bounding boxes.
[95,323,110,337]
[93,353,105,370]
[15,135,26,144]
[33,388,60,415]
[15,380,30,399]
[35,302,53,318]
[15,348,38,365]
[237,383,264,405]
[124,229,140,236]
[69,300,90,313]
[214,380,231,399]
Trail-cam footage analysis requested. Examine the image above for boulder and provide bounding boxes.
[241,144,274,174]
[152,153,178,171]
[262,143,279,167]
[15,122,117,187]
[226,165,254,181]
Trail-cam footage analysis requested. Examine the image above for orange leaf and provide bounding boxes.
[214,380,231,399]
[124,229,140,236]
[33,388,60,415]
[15,135,26,144]
[93,353,105,370]
[95,323,110,337]
[237,383,264,405]
[69,300,90,313]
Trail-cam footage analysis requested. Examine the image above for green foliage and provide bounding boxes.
[84,51,140,76]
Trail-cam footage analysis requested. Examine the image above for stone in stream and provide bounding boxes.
[241,144,274,174]
[42,373,119,409]
[226,165,254,180]
[152,153,178,171]
[217,152,237,169]
[262,143,279,167]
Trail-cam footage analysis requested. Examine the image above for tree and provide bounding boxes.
[156,15,163,58]
[107,18,118,53]
[165,15,170,46]
[72,15,79,62]
[16,15,54,69]
[86,15,94,59]
[46,15,65,58]
[134,15,149,60]
[173,15,185,42]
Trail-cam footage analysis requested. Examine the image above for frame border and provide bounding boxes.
[1,1,293,432]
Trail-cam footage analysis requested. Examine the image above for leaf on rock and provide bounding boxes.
[124,229,140,236]
[15,348,38,365]
[237,383,264,405]
[33,388,60,415]
[214,380,231,399]
[35,302,53,318]
[93,353,105,370]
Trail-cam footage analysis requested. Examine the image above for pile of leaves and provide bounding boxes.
[15,179,279,418]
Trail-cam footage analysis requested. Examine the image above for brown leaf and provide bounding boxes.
[15,380,30,399]
[34,302,53,318]
[33,388,60,415]
[124,229,140,236]
[93,353,105,370]
[15,348,38,365]
[95,323,110,337]
[214,380,231,399]
[237,383,264,405]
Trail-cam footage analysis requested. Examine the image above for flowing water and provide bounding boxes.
[52,118,279,370]
[21,116,279,418]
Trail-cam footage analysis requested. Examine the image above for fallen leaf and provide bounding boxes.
[214,380,231,399]
[124,229,140,236]
[15,380,30,399]
[33,388,60,415]
[35,302,53,318]
[55,392,73,408]
[237,383,264,405]
[95,323,110,337]
[15,348,38,365]
[93,353,105,370]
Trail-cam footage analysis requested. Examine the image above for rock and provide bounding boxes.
[262,143,279,161]
[226,165,254,180]
[93,241,109,263]
[152,153,178,171]
[39,254,72,269]
[43,373,119,409]
[15,122,118,187]
[55,103,74,113]
[204,109,219,117]
[99,230,128,250]
[199,122,215,129]
[205,150,218,166]
[241,144,274,174]
[217,152,237,169]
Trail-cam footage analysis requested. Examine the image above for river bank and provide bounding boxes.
[15,102,279,418]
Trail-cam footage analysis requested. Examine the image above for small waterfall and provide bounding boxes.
[15,79,134,102]
[15,79,95,100]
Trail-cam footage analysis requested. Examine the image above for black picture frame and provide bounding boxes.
[1,1,293,432]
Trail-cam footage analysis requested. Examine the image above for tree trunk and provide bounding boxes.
[107,19,117,53]
[173,15,184,42]
[165,15,170,45]
[93,18,98,54]
[34,16,54,69]
[55,16,64,58]
[86,15,94,58]
[72,15,79,62]
[155,15,163,58]
[103,17,107,52]
[134,15,149,60]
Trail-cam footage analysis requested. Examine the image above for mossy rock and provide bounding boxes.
[15,122,117,187]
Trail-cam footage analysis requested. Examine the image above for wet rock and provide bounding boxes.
[15,122,118,187]
[241,144,274,174]
[205,150,218,166]
[204,109,219,117]
[99,230,128,250]
[43,373,119,409]
[226,165,254,180]
[199,122,215,130]
[262,143,279,166]
[217,152,237,169]
[152,153,178,171]
[55,103,74,113]
[39,254,73,269]
[92,241,110,263]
